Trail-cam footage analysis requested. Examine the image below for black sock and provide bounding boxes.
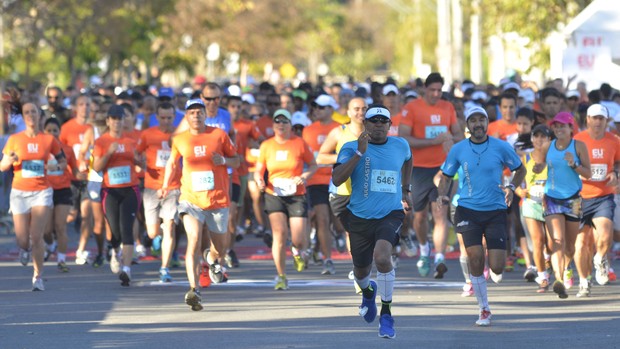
[380,300,392,316]
[362,284,374,299]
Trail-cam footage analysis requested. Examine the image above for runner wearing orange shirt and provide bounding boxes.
[382,84,403,137]
[573,104,620,296]
[398,72,463,278]
[487,93,519,144]
[93,105,142,287]
[303,103,339,275]
[59,95,94,265]
[43,118,79,273]
[1,103,65,291]
[162,99,239,311]
[255,109,317,290]
[136,102,180,282]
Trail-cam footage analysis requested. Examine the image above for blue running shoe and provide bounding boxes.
[152,235,162,252]
[359,280,377,323]
[378,314,395,339]
[159,267,172,283]
[417,256,431,277]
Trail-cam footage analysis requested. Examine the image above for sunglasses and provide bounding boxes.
[367,117,390,124]
[47,96,59,100]
[315,105,329,110]
[202,96,220,102]
[274,118,290,124]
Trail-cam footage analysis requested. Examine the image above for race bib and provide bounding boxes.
[192,171,214,192]
[275,150,288,161]
[529,181,545,203]
[250,148,260,157]
[590,163,607,182]
[22,160,45,178]
[107,166,131,185]
[370,169,397,193]
[46,157,64,177]
[272,178,297,196]
[155,149,170,168]
[425,125,447,139]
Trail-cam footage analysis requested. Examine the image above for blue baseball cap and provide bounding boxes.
[185,98,205,110]
[158,87,174,99]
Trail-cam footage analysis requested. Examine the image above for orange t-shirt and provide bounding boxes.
[302,120,339,186]
[136,127,181,190]
[233,119,262,176]
[170,128,237,210]
[124,130,144,178]
[388,111,402,137]
[488,119,518,141]
[3,132,62,191]
[574,131,620,199]
[47,142,77,190]
[400,98,457,168]
[93,133,139,189]
[255,115,274,139]
[257,135,315,196]
[59,118,93,176]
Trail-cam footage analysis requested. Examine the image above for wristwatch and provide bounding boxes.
[505,183,516,192]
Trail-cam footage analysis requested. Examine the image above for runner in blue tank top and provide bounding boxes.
[436,106,526,327]
[332,104,412,339]
[532,112,591,299]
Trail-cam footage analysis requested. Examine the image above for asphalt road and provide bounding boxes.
[0,231,619,349]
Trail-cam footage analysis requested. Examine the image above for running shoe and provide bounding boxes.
[225,249,240,268]
[263,231,273,248]
[274,275,288,290]
[553,280,568,299]
[378,314,395,339]
[93,254,105,268]
[609,267,617,282]
[151,235,162,252]
[184,288,203,311]
[434,258,448,279]
[595,257,610,286]
[170,251,181,268]
[416,256,431,277]
[19,249,30,266]
[57,261,69,273]
[321,260,336,275]
[119,269,131,287]
[110,251,121,274]
[576,282,591,298]
[564,269,574,290]
[461,282,474,297]
[32,277,45,291]
[536,277,549,293]
[44,242,57,262]
[253,224,265,237]
[75,250,90,265]
[348,270,355,280]
[400,234,418,257]
[135,245,147,259]
[312,250,324,266]
[523,267,537,283]
[199,263,211,288]
[475,309,492,326]
[209,261,228,284]
[490,269,503,284]
[359,280,377,323]
[504,256,514,272]
[294,254,306,273]
[391,253,399,269]
[335,233,347,253]
[159,267,172,283]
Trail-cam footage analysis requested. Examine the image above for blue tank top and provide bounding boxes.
[545,139,582,199]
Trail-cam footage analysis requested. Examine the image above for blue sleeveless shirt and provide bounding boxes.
[544,139,582,199]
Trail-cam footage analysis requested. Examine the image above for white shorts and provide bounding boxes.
[10,187,53,215]
[143,188,179,225]
[613,194,620,232]
[178,201,228,234]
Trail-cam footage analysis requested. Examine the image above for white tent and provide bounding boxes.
[562,0,620,88]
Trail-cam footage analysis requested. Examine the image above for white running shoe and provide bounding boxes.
[595,257,610,286]
[32,277,45,291]
[110,251,121,274]
[75,250,90,265]
[476,308,492,326]
[490,269,503,284]
[19,249,31,266]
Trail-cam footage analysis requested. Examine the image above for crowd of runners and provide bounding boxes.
[2,72,620,337]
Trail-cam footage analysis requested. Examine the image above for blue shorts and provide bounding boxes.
[543,195,581,222]
[581,194,615,228]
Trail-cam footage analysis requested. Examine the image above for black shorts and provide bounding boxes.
[264,193,308,218]
[329,193,350,218]
[70,180,89,209]
[454,206,508,250]
[53,187,73,206]
[582,194,615,228]
[412,166,440,212]
[231,183,241,204]
[307,185,330,207]
[341,209,404,268]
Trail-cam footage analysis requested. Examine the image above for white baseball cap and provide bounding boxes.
[382,84,399,95]
[566,90,580,99]
[587,104,610,118]
[314,94,339,110]
[465,106,488,121]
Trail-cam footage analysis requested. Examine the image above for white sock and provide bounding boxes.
[459,255,470,282]
[420,242,430,257]
[537,271,548,280]
[355,274,371,290]
[579,277,589,287]
[470,275,489,311]
[434,252,445,264]
[57,253,66,262]
[593,253,603,265]
[377,269,395,302]
[122,265,131,274]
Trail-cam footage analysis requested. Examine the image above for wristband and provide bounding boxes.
[354,149,364,157]
[505,183,516,192]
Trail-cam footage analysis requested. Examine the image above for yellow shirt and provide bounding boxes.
[331,111,350,125]
[335,125,358,195]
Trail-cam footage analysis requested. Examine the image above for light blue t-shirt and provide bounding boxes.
[147,110,185,128]
[205,108,232,134]
[441,137,522,211]
[545,139,581,199]
[337,137,411,219]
